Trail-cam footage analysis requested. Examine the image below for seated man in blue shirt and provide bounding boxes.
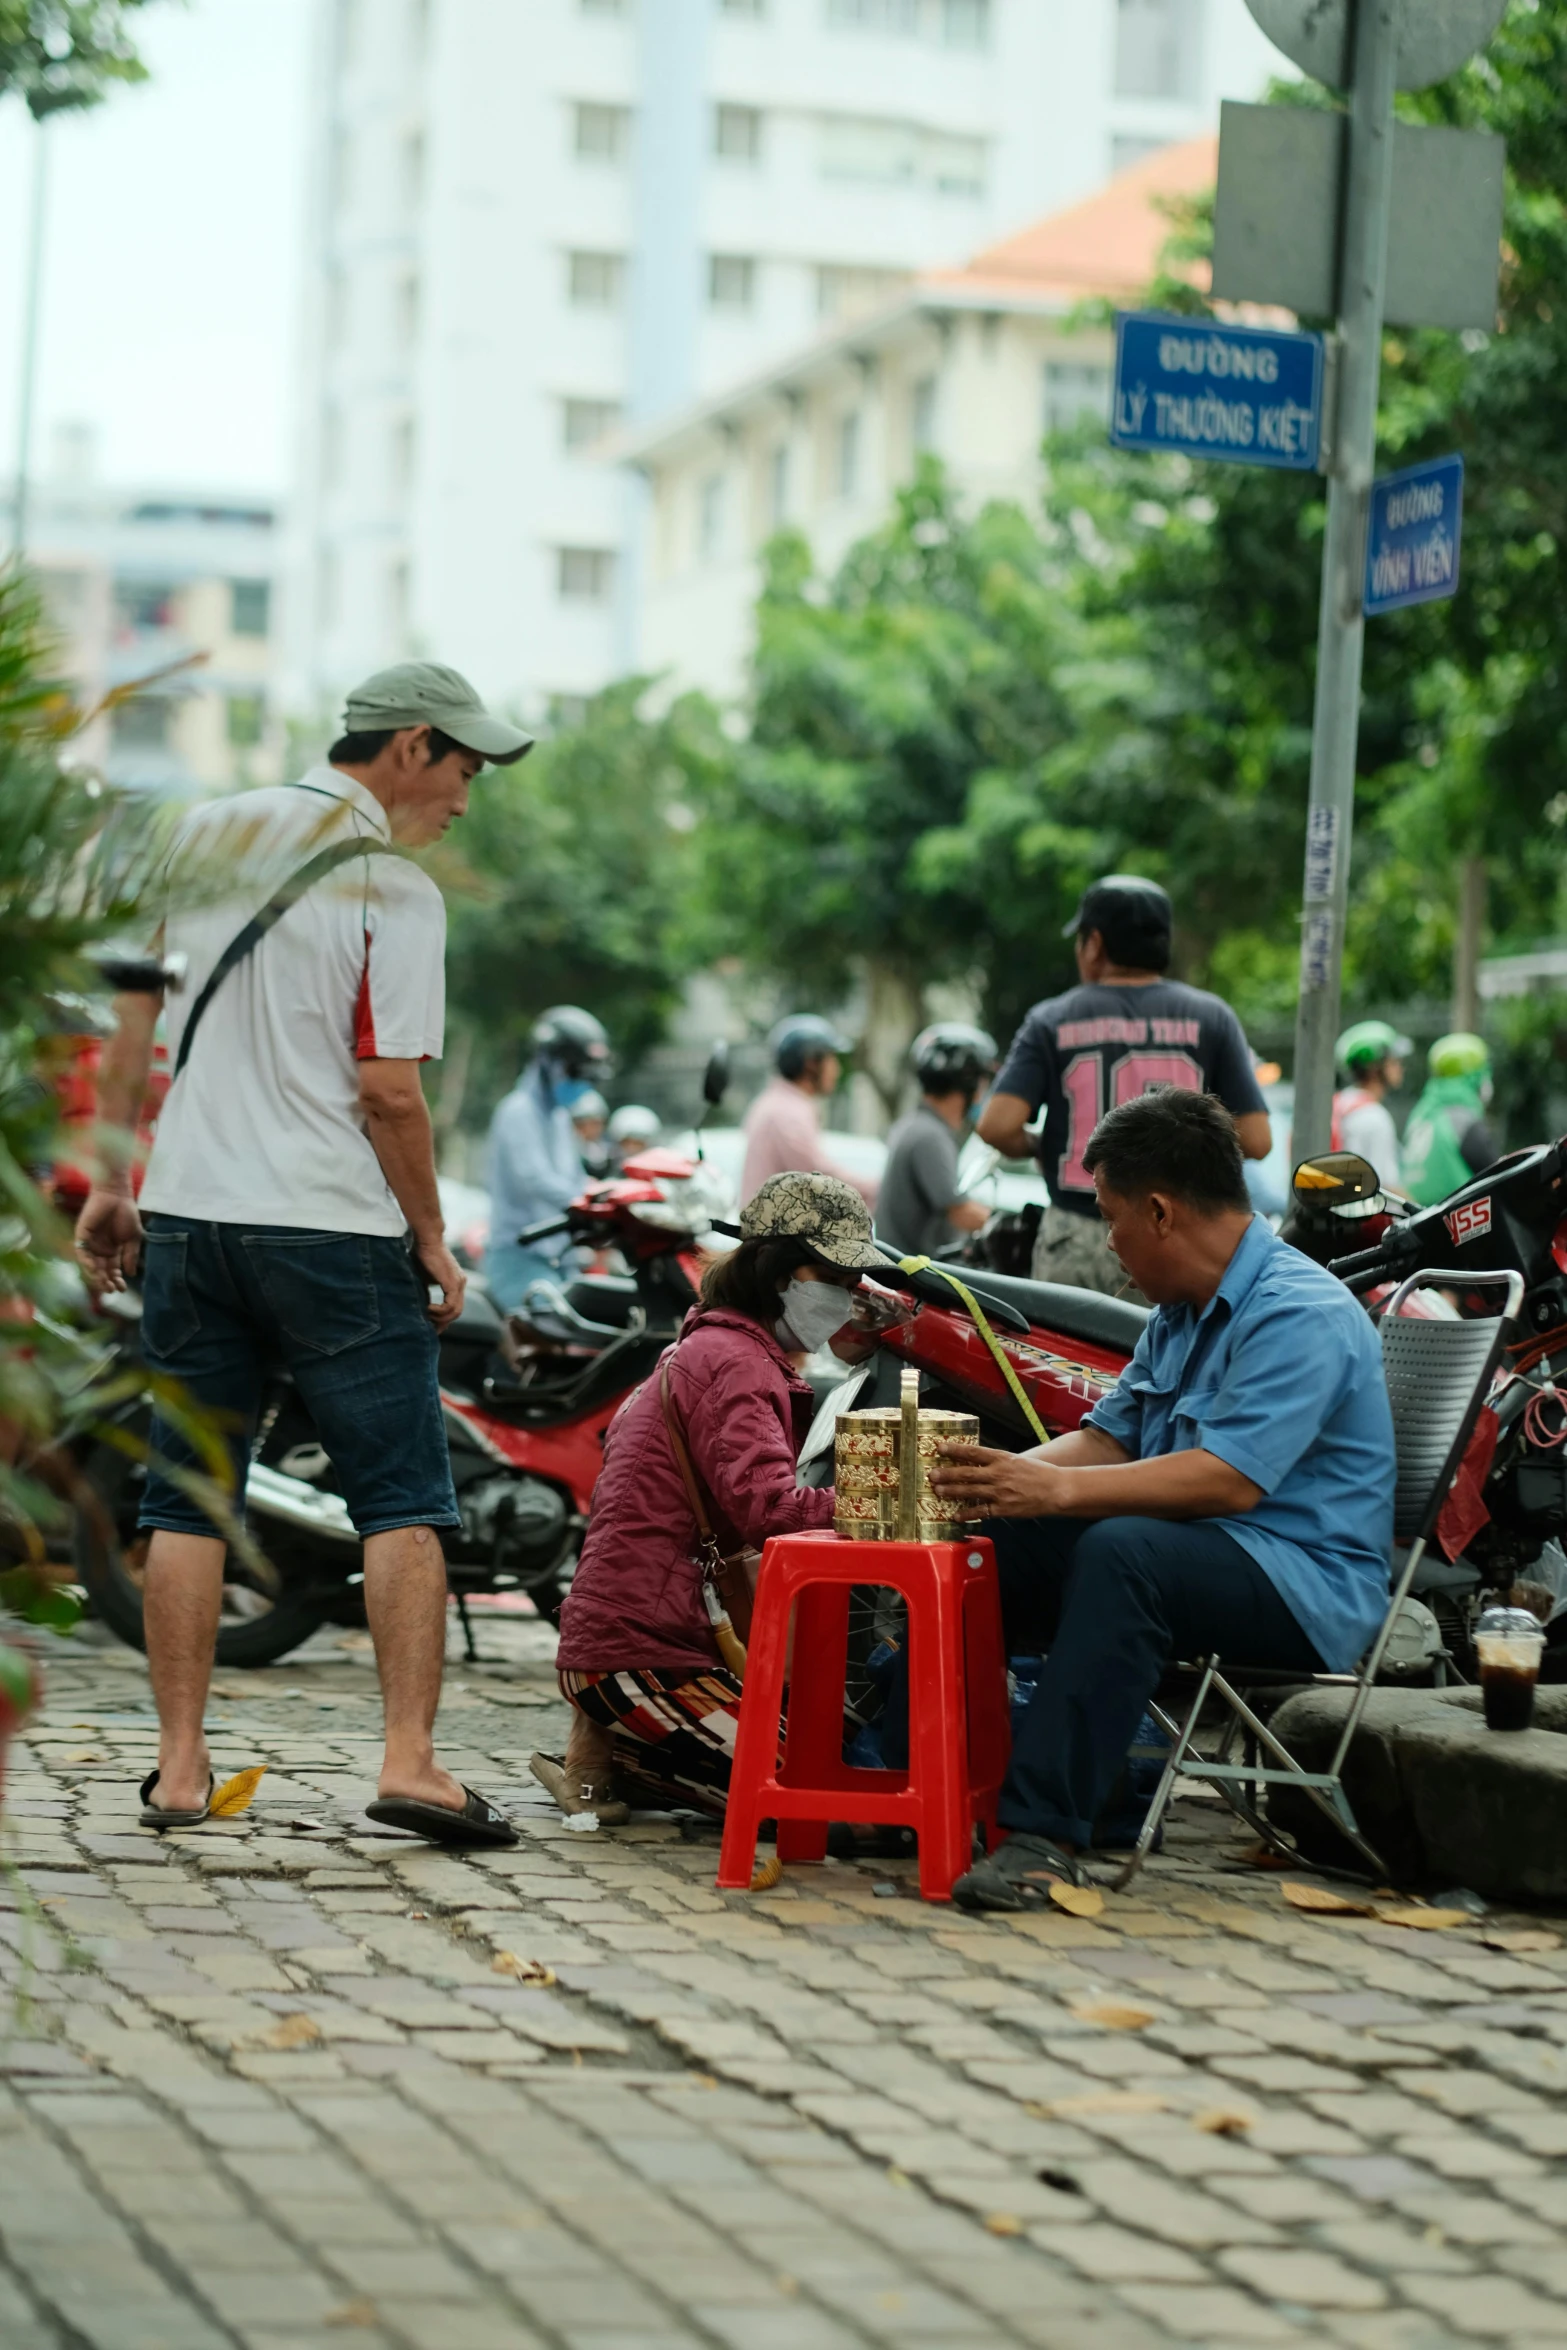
[931,1086,1395,1912]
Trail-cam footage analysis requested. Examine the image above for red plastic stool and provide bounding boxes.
[716,1529,1011,1904]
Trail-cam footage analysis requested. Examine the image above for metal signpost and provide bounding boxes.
[1097,1,1512,1155]
[1110,314,1325,472]
[1364,455,1465,618]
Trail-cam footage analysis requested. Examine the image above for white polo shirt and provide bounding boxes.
[140,768,446,1235]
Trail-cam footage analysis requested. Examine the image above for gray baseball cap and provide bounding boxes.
[342,662,533,765]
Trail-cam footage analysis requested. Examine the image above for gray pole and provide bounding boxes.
[11,115,49,558]
[1289,0,1399,1157]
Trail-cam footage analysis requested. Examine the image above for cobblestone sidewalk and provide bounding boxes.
[4,1616,1567,2350]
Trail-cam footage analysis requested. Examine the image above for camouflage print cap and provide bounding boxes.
[740,1171,886,1270]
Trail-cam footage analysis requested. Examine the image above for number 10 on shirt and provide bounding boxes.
[1057,1051,1204,1193]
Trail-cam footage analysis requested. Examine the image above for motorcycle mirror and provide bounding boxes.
[1292,1151,1380,1207]
[701,1039,730,1108]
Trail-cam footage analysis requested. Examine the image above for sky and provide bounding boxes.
[0,0,313,497]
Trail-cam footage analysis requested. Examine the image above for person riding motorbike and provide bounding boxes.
[482,1007,612,1310]
[1331,1020,1410,1192]
[1401,1033,1501,1207]
[740,1015,878,1209]
[979,876,1271,1302]
[607,1103,661,1167]
[539,1172,885,1821]
[570,1087,612,1180]
[877,1022,998,1260]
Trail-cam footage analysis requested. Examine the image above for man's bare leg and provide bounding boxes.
[365,1522,465,1808]
[142,1530,225,1811]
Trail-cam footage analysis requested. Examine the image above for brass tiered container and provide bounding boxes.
[834,1368,980,1542]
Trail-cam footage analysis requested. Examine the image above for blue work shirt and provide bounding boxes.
[1084,1215,1394,1672]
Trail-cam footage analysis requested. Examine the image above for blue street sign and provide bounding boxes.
[1364,453,1464,616]
[1110,311,1325,471]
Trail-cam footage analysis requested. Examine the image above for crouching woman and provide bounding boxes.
[535,1172,886,1820]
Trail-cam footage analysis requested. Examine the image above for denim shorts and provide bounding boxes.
[136,1215,459,1541]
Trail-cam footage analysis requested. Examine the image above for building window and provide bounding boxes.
[816,263,909,319]
[397,269,421,346]
[402,127,426,208]
[111,697,171,749]
[115,582,175,633]
[410,0,432,55]
[227,694,264,748]
[1113,0,1202,102]
[390,414,417,492]
[579,0,628,14]
[911,375,937,452]
[720,0,765,14]
[574,101,632,161]
[709,253,756,309]
[818,115,985,195]
[714,103,762,161]
[339,0,365,63]
[769,444,790,524]
[1043,361,1112,435]
[836,410,861,498]
[558,546,617,601]
[230,578,271,636]
[563,397,622,449]
[825,0,989,39]
[698,473,726,558]
[568,250,626,307]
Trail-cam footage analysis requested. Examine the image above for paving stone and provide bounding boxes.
[1219,2246,1389,2309]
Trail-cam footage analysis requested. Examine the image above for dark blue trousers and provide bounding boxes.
[990,1516,1322,1846]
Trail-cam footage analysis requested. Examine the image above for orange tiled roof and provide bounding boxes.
[929,135,1217,305]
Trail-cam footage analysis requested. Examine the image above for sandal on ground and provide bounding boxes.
[529,1751,629,1827]
[139,1770,214,1830]
[952,1831,1093,1914]
[363,1785,518,1848]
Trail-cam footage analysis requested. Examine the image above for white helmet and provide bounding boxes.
[608,1103,660,1149]
[570,1088,609,1124]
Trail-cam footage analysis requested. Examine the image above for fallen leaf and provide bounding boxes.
[1048,1882,1105,1919]
[324,2298,379,2329]
[1281,1880,1375,1915]
[1193,2107,1255,2136]
[492,1953,557,1985]
[1067,1996,1156,2032]
[1376,1905,1471,1932]
[253,2012,321,2050]
[1046,2098,1154,2125]
[1238,1842,1295,1871]
[59,1748,104,1763]
[749,1855,784,1893]
[984,2212,1024,2236]
[1481,1928,1563,1953]
[209,1765,267,1818]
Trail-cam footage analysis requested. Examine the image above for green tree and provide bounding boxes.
[0,0,156,116]
[443,680,722,1126]
[688,469,1081,1108]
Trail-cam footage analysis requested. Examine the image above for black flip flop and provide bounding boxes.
[363,1784,518,1849]
[139,1770,215,1830]
[952,1831,1093,1914]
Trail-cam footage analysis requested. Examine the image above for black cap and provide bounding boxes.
[1063,874,1172,970]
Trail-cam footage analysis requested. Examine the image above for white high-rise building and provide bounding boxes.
[286,0,1282,724]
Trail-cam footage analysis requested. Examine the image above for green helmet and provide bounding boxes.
[1428,1031,1490,1080]
[1336,1019,1413,1076]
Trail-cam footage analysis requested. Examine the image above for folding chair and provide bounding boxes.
[1112,1266,1524,1890]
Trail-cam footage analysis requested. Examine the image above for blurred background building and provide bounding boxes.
[626,137,1216,699]
[1,425,283,795]
[285,0,1280,725]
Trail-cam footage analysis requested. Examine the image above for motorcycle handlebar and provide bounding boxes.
[515,1216,571,1244]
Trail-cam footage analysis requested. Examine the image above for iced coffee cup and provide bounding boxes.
[1476,1605,1546,1732]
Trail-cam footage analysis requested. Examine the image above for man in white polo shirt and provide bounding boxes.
[75,664,531,1847]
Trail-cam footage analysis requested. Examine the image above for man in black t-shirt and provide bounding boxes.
[978,876,1271,1299]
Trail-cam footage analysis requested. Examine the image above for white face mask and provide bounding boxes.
[777,1274,855,1353]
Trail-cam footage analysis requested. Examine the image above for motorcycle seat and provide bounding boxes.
[561,1275,640,1330]
[939,1265,1150,1356]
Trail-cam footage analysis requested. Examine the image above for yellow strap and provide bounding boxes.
[896,1256,1050,1446]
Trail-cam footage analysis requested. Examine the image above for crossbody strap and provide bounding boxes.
[173,836,399,1080]
[658,1352,720,1552]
